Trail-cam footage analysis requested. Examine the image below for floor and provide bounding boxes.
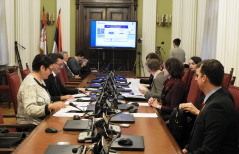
[0,102,16,124]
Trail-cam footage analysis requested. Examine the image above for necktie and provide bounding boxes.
[54,76,57,83]
[199,101,205,113]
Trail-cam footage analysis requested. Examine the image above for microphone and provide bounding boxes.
[69,102,84,112]
[72,145,84,153]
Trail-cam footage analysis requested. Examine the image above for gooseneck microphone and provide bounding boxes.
[69,102,84,112]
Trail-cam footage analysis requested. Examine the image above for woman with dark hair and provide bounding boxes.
[183,56,202,94]
[148,58,186,121]
[17,54,67,126]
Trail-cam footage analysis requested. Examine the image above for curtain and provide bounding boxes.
[15,0,40,70]
[0,0,9,65]
[200,0,219,60]
[216,0,239,86]
[141,0,157,77]
[171,0,197,64]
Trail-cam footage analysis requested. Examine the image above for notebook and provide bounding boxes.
[63,120,92,131]
[111,135,145,151]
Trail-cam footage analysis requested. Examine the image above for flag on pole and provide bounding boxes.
[40,6,48,55]
[52,9,62,53]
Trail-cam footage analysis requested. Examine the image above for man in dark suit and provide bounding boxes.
[182,59,238,154]
[68,50,87,78]
[44,53,80,102]
[60,51,81,79]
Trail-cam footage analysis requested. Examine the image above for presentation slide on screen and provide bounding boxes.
[91,21,137,48]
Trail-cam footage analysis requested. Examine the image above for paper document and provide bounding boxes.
[72,93,87,98]
[53,106,86,117]
[130,113,158,118]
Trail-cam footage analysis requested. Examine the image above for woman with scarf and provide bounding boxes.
[148,58,186,121]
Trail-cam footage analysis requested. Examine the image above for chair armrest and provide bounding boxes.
[65,81,81,85]
[3,114,16,118]
[0,124,34,129]
[68,78,82,82]
[64,84,77,89]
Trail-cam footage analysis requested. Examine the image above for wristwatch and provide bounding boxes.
[156,105,160,109]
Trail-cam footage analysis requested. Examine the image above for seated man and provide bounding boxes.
[68,50,87,78]
[182,60,238,154]
[60,51,81,79]
[139,59,166,99]
[44,53,83,102]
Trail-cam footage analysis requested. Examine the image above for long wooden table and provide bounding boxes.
[13,72,182,154]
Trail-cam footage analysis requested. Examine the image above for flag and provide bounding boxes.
[40,6,48,55]
[52,9,62,53]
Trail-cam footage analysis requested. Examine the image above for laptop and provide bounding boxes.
[63,120,92,131]
[110,113,135,123]
[111,135,145,151]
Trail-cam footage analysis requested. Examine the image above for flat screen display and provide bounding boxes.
[90,20,137,49]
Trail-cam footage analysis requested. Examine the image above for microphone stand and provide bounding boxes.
[15,41,25,70]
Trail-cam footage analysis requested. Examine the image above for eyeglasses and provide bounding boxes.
[55,63,64,66]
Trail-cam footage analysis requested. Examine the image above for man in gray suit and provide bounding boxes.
[67,50,87,77]
[170,38,186,63]
[61,51,81,79]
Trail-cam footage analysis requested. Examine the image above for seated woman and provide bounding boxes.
[183,56,202,94]
[139,59,167,99]
[148,58,186,121]
[140,53,163,90]
[180,56,203,116]
[17,54,67,126]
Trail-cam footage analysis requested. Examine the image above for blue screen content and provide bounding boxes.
[90,21,137,48]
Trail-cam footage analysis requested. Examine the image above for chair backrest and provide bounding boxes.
[0,107,4,124]
[222,68,233,89]
[20,63,31,80]
[230,76,236,85]
[228,85,239,139]
[187,76,201,105]
[6,68,21,114]
[182,68,189,84]
[57,69,66,85]
[61,64,69,82]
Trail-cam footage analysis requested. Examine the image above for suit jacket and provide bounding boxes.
[169,47,186,63]
[44,74,78,102]
[67,57,83,75]
[145,72,167,99]
[186,87,238,154]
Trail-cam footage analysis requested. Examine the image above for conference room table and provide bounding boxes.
[13,72,182,154]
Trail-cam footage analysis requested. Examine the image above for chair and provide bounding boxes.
[0,107,33,153]
[57,68,78,89]
[182,68,190,85]
[20,63,31,80]
[0,85,11,109]
[6,68,21,114]
[222,68,233,89]
[186,76,201,105]
[61,64,82,84]
[230,76,236,85]
[228,85,239,147]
